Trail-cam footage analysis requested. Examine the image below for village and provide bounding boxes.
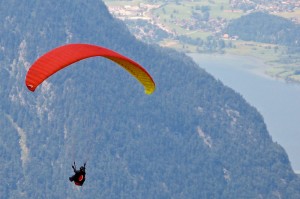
[107,2,231,41]
[106,0,300,44]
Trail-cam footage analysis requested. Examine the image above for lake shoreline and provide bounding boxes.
[189,52,278,81]
[190,52,300,85]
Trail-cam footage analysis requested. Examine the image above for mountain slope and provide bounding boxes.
[226,12,300,47]
[0,1,300,198]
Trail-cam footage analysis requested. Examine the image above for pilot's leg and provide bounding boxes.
[69,175,75,182]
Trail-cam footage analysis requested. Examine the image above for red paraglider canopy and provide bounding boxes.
[25,43,155,94]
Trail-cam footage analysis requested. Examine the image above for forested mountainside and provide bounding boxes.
[0,1,300,198]
[226,12,300,49]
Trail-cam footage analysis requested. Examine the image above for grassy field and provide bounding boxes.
[151,0,243,33]
[274,8,300,21]
[227,41,283,61]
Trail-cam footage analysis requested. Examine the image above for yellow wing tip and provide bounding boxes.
[145,86,155,95]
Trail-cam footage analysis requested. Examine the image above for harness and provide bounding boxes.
[74,174,84,186]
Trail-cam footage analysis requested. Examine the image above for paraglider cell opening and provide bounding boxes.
[27,85,34,91]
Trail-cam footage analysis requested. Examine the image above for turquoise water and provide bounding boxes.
[189,53,300,173]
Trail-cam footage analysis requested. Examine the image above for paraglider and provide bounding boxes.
[25,43,155,94]
[25,43,155,186]
[69,162,86,186]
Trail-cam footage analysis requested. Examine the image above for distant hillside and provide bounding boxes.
[1,1,300,198]
[226,12,300,48]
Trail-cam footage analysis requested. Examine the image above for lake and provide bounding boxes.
[189,53,300,173]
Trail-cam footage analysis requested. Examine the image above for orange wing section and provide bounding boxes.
[25,44,155,94]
